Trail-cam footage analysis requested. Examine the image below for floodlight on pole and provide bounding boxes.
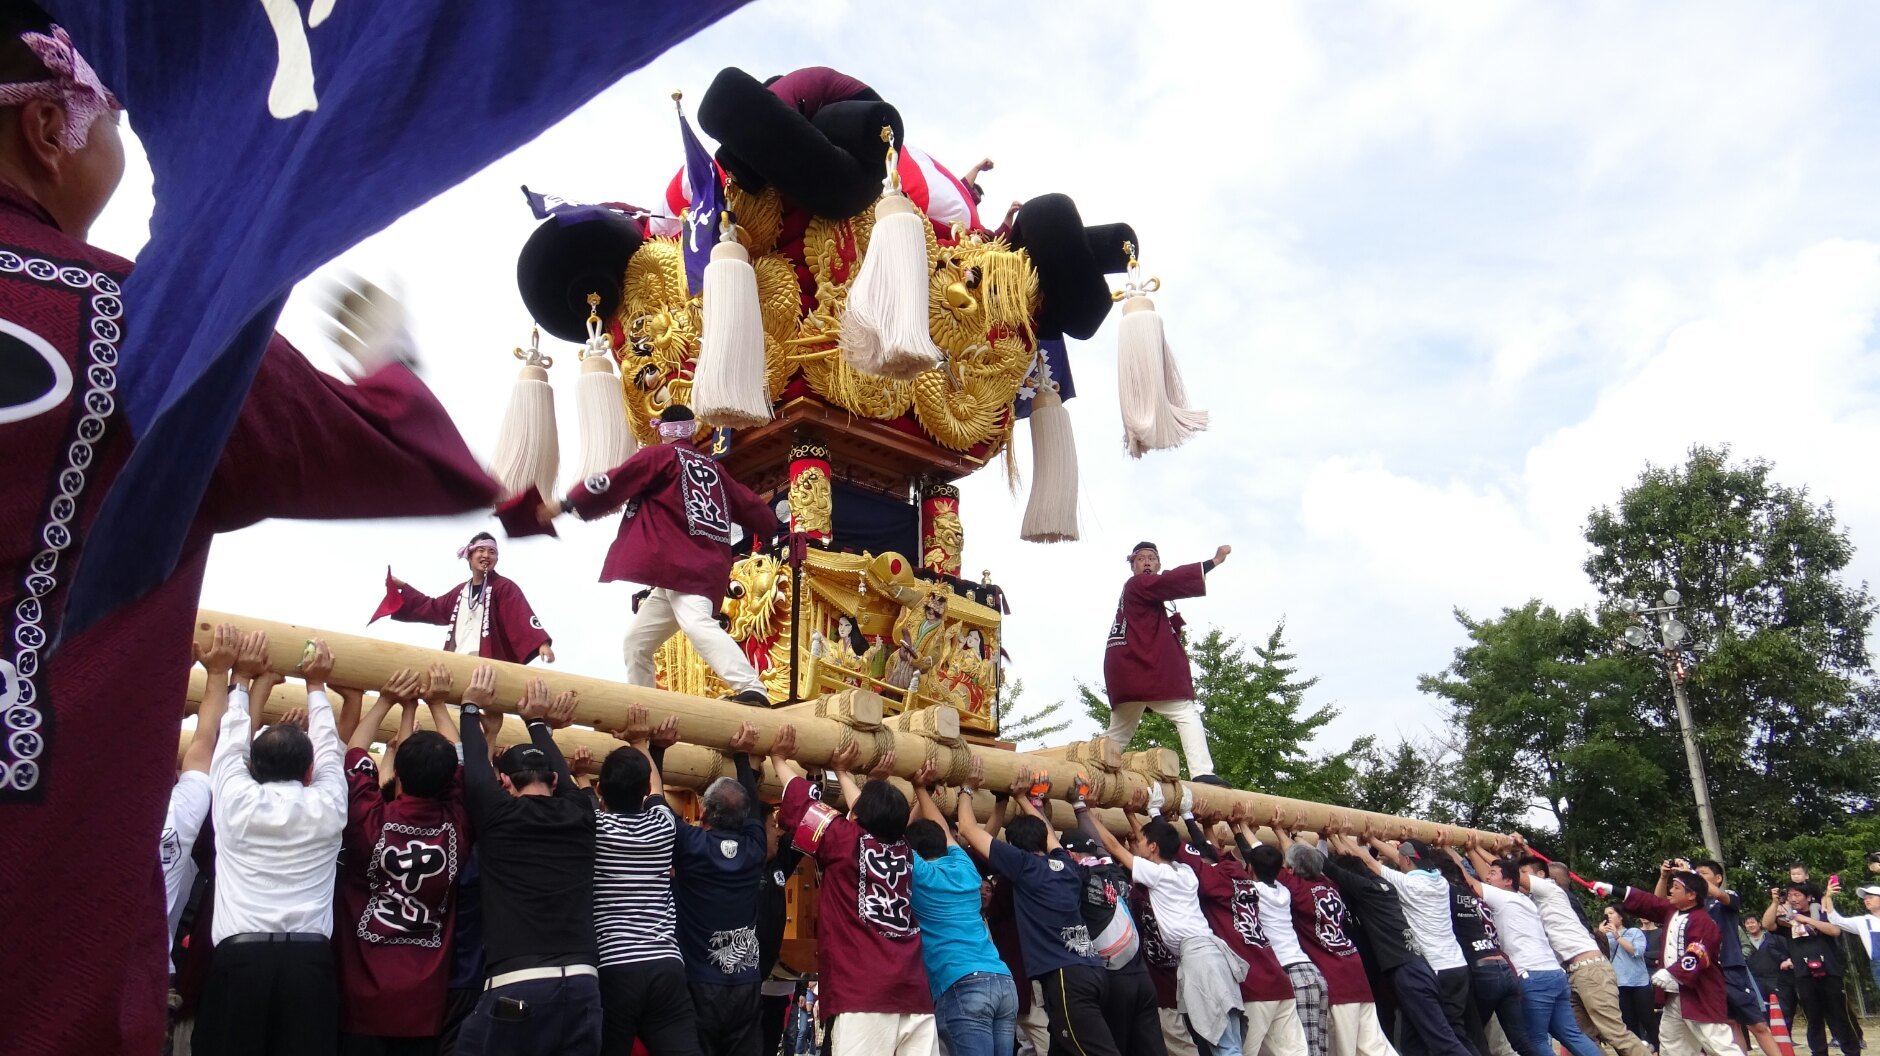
[1617,588,1721,859]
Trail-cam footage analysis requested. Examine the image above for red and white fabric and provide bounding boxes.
[659,144,980,233]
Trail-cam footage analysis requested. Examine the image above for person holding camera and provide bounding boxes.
[1761,881,1861,1056]
[1822,878,1880,1017]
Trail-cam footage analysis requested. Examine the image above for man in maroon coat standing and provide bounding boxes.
[538,404,779,704]
[1102,540,1231,784]
[1593,872,1749,1056]
[0,17,499,1053]
[371,531,554,664]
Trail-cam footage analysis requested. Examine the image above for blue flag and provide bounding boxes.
[680,107,723,295]
[44,0,749,636]
[1014,336,1077,419]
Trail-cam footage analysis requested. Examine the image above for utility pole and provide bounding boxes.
[1622,589,1723,861]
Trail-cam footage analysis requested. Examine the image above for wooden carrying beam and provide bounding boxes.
[188,611,1506,846]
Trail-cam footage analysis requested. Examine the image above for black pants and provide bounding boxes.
[340,1034,439,1056]
[1389,960,1481,1056]
[1100,970,1166,1056]
[456,974,602,1056]
[599,962,703,1056]
[1794,973,1860,1056]
[195,939,339,1056]
[1471,959,1546,1056]
[760,992,791,1056]
[689,981,762,1056]
[1616,985,1654,1048]
[1037,965,1121,1056]
[436,988,479,1056]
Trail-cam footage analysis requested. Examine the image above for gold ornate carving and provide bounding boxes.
[922,505,962,574]
[787,465,833,536]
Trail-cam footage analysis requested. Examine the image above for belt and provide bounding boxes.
[222,932,326,945]
[1564,951,1603,969]
[485,964,599,991]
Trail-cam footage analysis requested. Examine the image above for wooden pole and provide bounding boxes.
[187,610,1507,847]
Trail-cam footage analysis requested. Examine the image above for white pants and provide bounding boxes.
[1659,995,1747,1056]
[1161,1007,1202,1056]
[1246,999,1309,1056]
[1104,698,1216,776]
[1327,1003,1398,1056]
[832,1011,937,1056]
[622,586,765,696]
[1016,981,1050,1056]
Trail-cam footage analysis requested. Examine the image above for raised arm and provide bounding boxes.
[767,723,803,787]
[457,666,502,815]
[955,762,996,859]
[424,663,460,743]
[617,702,669,801]
[1761,890,1784,932]
[301,641,346,813]
[1013,770,1061,852]
[332,685,365,743]
[519,680,581,801]
[910,758,956,845]
[182,624,239,774]
[347,667,411,753]
[728,721,762,804]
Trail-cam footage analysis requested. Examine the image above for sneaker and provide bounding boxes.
[1189,773,1227,787]
[723,690,770,708]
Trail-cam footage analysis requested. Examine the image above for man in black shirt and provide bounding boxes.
[1761,883,1861,1056]
[757,801,807,1056]
[1069,778,1164,1056]
[1435,850,1547,1056]
[458,672,600,1056]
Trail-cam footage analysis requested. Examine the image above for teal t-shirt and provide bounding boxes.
[910,845,1012,998]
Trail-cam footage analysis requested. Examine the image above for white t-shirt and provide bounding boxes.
[1827,908,1880,958]
[1378,867,1467,971]
[1478,883,1562,975]
[1255,879,1310,967]
[1526,876,1599,961]
[1131,857,1212,946]
[161,771,213,970]
[452,582,485,655]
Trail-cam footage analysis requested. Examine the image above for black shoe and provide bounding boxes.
[724,690,770,708]
[1190,773,1227,787]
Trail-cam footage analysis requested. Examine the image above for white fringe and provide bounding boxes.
[840,194,943,379]
[694,240,773,429]
[576,355,637,481]
[1117,295,1208,457]
[488,364,559,501]
[1021,385,1080,543]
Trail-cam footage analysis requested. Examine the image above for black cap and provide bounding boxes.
[1060,831,1100,856]
[515,208,645,343]
[659,404,696,424]
[498,743,551,777]
[1399,838,1435,865]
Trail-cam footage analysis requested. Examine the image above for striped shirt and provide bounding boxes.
[593,800,681,967]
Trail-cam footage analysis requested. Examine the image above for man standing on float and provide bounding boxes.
[371,532,554,665]
[538,405,779,704]
[1102,541,1230,785]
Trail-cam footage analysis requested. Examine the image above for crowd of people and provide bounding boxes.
[163,626,1879,1056]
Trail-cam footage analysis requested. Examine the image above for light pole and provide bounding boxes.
[1620,589,1723,860]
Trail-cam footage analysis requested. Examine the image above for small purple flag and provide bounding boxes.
[680,107,724,296]
[1015,336,1076,419]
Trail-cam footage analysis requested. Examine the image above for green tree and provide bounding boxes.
[996,679,1072,747]
[1582,445,1880,876]
[1083,622,1355,797]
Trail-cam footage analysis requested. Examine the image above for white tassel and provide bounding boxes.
[841,194,943,379]
[489,362,559,501]
[576,353,636,480]
[694,239,773,428]
[1117,295,1208,457]
[1021,385,1079,543]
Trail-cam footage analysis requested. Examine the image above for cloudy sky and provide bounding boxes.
[104,1,1880,756]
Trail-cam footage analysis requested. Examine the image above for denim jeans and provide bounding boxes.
[1472,959,1547,1056]
[1518,969,1599,1056]
[936,971,1019,1056]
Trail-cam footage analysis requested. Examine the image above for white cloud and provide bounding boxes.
[86,2,1880,769]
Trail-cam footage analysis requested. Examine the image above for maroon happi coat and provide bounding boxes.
[1103,563,1207,705]
[1622,886,1731,1023]
[1179,846,1296,1002]
[376,570,549,663]
[565,441,778,602]
[0,183,498,1054]
[1280,869,1373,1004]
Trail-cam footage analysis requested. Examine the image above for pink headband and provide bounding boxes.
[0,26,119,150]
[458,540,498,560]
[658,420,694,440]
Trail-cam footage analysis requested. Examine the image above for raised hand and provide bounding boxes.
[1009,768,1035,799]
[233,630,270,681]
[1072,771,1094,805]
[462,665,497,709]
[545,689,578,729]
[201,623,240,674]
[380,668,423,704]
[963,753,984,793]
[828,739,861,774]
[867,750,897,782]
[517,678,550,722]
[1124,785,1150,816]
[769,724,798,768]
[728,720,760,756]
[649,714,680,750]
[568,746,594,774]
[619,702,651,746]
[911,756,940,790]
[423,663,455,703]
[1212,544,1231,566]
[301,639,335,686]
[279,707,308,730]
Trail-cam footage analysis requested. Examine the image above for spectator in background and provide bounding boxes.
[1600,906,1653,1048]
[591,702,699,1056]
[908,757,1020,1056]
[772,725,935,1056]
[1594,872,1747,1056]
[1762,882,1862,1056]
[332,663,470,1053]
[1822,881,1880,1002]
[457,677,598,1056]
[198,639,346,1056]
[1742,916,1794,1028]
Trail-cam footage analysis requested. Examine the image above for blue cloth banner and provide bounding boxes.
[1013,335,1076,419]
[46,0,749,636]
[679,108,723,296]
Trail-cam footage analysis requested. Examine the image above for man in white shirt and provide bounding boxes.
[161,623,244,971]
[1823,880,1880,996]
[1358,835,1485,1056]
[1514,854,1652,1056]
[195,638,348,1056]
[1462,842,1602,1056]
[1241,838,1332,1056]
